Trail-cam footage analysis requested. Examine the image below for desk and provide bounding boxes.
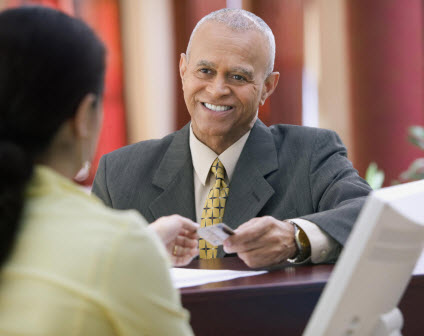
[180,257,424,336]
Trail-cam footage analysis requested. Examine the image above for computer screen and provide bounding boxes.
[303,180,424,336]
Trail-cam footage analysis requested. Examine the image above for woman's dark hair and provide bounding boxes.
[0,6,106,266]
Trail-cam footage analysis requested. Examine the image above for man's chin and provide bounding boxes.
[197,125,231,137]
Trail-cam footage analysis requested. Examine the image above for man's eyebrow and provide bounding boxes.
[196,60,216,68]
[195,61,254,79]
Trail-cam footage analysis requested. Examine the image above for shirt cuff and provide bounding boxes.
[289,218,340,263]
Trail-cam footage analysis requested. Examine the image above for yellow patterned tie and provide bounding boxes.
[199,158,229,259]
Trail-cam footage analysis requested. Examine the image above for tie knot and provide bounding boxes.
[211,158,225,180]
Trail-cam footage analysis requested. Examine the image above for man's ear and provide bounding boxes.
[260,72,280,106]
[73,93,97,138]
[179,53,188,81]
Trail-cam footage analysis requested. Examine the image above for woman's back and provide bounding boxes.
[0,166,193,335]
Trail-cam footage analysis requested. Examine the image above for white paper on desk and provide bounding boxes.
[171,268,267,289]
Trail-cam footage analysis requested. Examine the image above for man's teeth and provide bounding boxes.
[204,103,232,112]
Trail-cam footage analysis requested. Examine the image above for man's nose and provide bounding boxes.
[206,76,231,97]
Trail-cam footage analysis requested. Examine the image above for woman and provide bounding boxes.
[0,6,196,335]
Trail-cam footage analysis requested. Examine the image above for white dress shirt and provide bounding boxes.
[189,125,339,263]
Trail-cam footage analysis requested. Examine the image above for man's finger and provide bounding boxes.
[225,229,276,254]
[224,217,275,252]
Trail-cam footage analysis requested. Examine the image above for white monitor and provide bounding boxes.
[303,180,424,336]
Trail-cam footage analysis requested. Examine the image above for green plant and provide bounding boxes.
[365,162,385,189]
[397,126,424,183]
[365,126,424,189]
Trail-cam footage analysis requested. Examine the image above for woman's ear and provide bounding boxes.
[73,93,97,138]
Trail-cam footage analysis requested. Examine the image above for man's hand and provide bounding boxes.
[223,216,297,268]
[149,215,199,267]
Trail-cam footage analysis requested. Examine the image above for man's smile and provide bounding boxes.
[201,102,233,112]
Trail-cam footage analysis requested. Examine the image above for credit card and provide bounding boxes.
[198,223,235,246]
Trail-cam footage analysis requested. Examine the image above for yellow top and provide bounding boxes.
[0,165,193,336]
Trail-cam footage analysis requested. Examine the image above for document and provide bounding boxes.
[171,268,267,288]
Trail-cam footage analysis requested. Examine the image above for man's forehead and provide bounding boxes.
[189,22,268,73]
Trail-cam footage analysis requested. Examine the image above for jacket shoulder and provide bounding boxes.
[267,124,340,149]
[268,124,336,138]
[103,132,176,171]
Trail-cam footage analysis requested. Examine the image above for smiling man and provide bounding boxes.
[92,9,371,268]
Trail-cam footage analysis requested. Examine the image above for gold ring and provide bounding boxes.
[173,246,178,256]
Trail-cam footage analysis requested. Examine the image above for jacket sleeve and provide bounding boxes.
[92,155,113,208]
[300,129,372,245]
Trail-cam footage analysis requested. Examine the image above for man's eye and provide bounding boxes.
[232,74,246,81]
[199,68,211,74]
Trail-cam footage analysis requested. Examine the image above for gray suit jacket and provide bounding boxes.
[92,120,371,257]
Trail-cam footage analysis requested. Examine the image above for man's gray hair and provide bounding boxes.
[186,8,276,76]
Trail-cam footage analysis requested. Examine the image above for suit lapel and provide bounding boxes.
[149,124,196,222]
[223,119,279,230]
[148,120,279,258]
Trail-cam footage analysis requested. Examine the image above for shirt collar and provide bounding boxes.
[189,124,250,185]
[27,165,96,201]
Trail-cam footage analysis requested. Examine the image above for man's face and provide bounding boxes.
[180,22,279,152]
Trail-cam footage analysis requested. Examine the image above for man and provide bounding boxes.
[92,9,371,268]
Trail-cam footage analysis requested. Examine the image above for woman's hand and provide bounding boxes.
[149,215,199,266]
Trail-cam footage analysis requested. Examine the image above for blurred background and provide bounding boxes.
[0,0,423,187]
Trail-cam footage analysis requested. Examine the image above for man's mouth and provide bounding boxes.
[202,102,232,112]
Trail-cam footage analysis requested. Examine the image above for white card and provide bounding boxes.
[198,223,235,246]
